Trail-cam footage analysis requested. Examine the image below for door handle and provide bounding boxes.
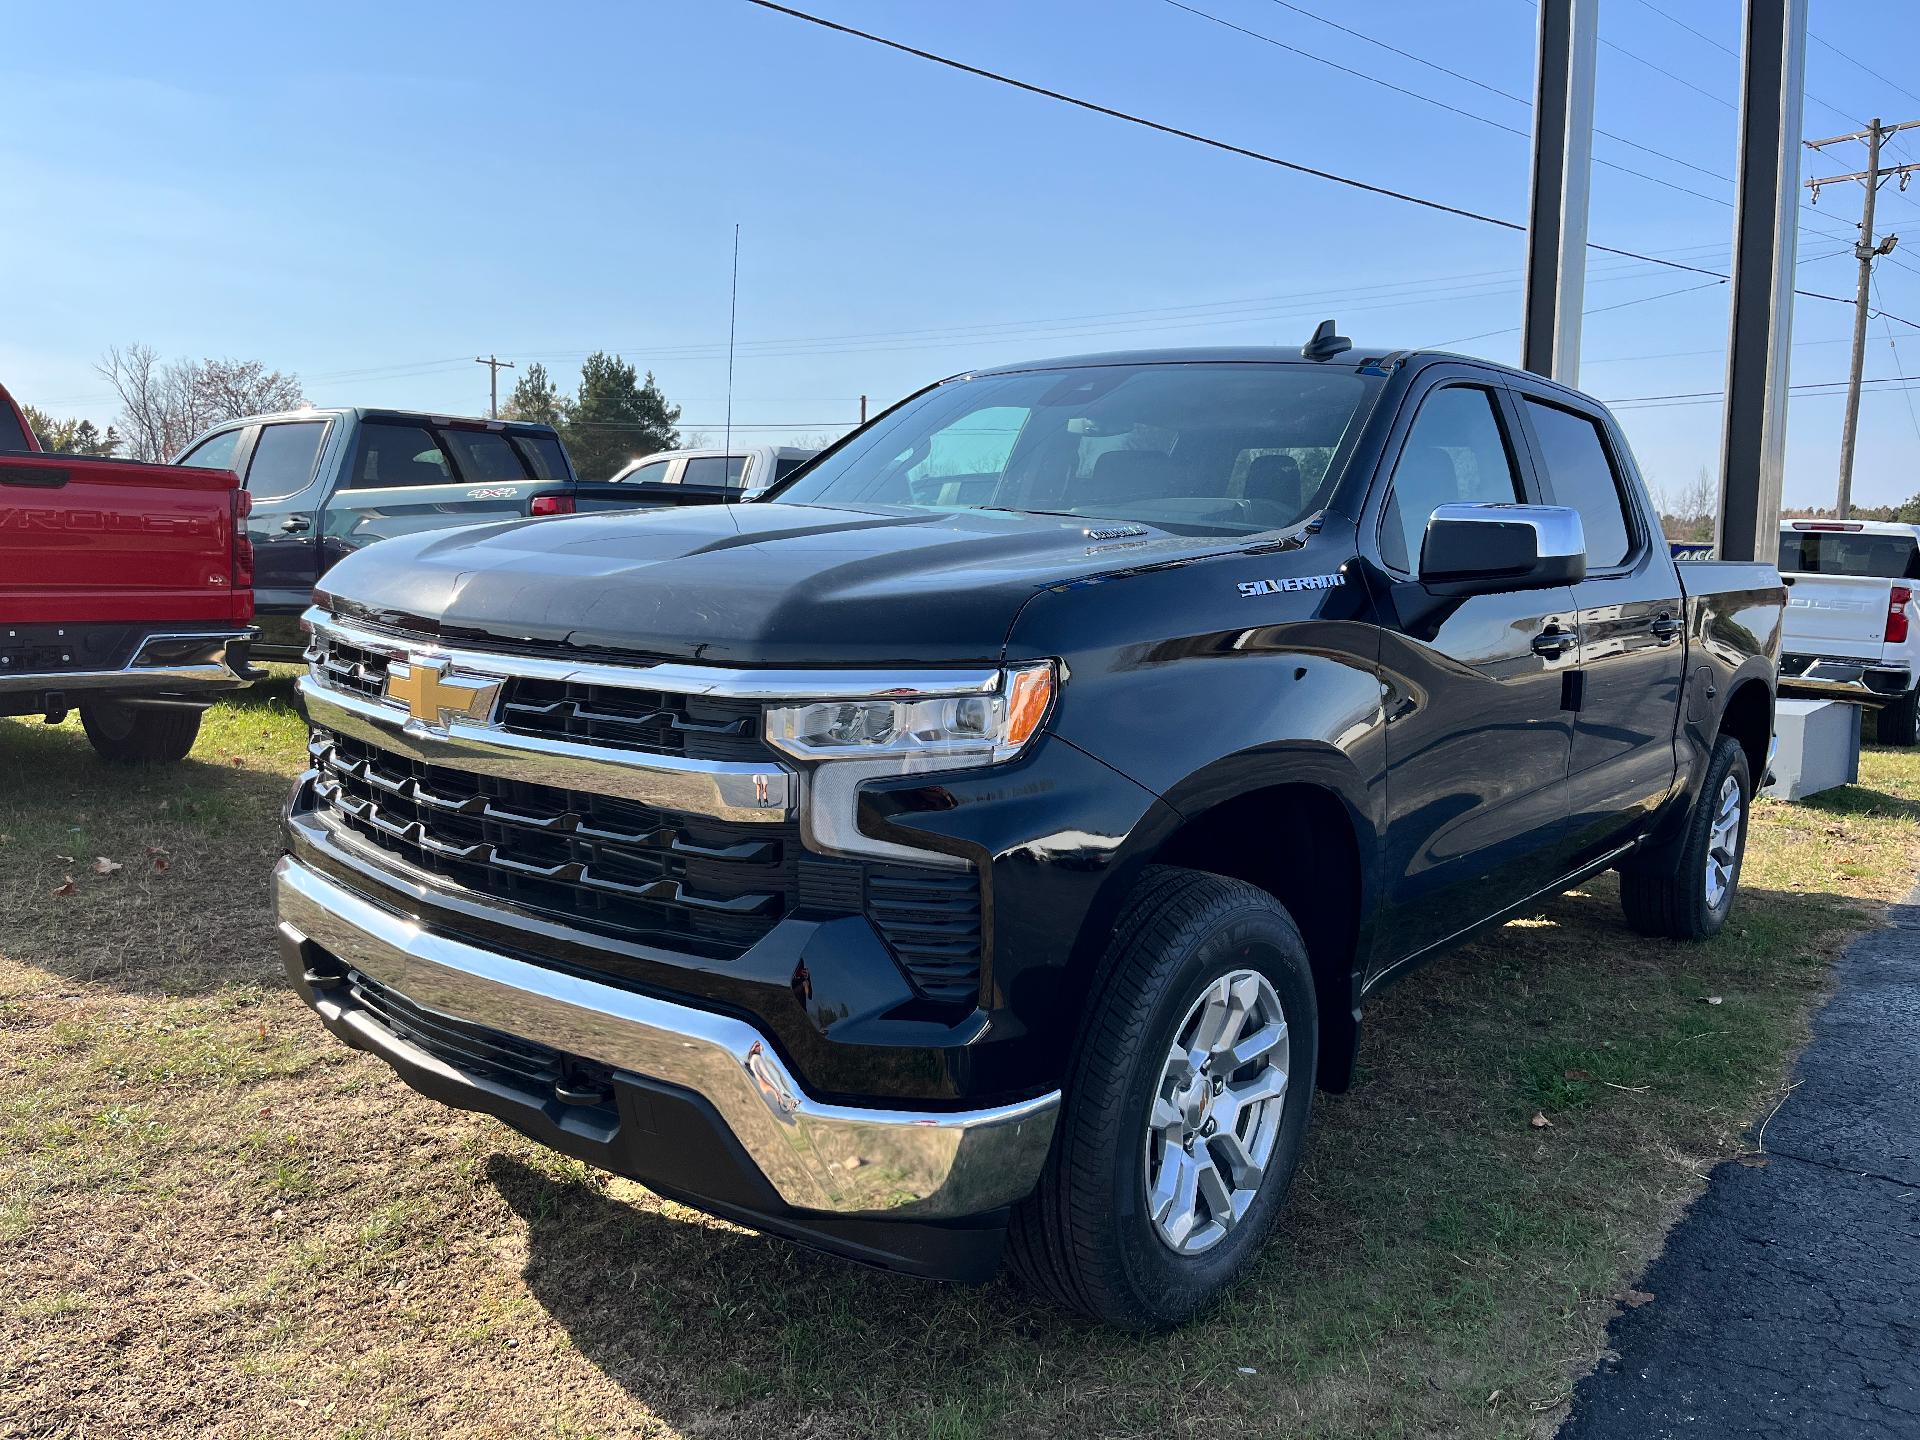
[279,515,311,534]
[1532,627,1577,659]
[1651,613,1684,643]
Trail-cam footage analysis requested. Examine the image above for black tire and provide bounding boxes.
[1007,865,1318,1328]
[1877,690,1919,747]
[78,700,202,765]
[1620,734,1751,940]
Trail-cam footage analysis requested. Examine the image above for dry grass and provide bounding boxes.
[2,680,1917,1439]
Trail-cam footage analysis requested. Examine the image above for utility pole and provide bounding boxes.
[1806,117,1920,516]
[859,394,868,424]
[474,354,516,419]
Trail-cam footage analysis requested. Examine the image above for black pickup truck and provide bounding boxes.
[274,338,1783,1327]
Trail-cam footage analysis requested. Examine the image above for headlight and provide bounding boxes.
[764,662,1056,767]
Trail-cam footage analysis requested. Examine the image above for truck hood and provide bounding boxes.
[317,502,1252,666]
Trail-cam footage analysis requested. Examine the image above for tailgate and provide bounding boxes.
[0,454,243,624]
[1781,574,1891,658]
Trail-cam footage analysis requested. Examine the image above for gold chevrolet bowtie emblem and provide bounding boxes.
[383,656,500,730]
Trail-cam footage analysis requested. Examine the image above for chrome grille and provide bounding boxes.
[309,727,794,955]
[499,677,767,762]
[304,627,773,763]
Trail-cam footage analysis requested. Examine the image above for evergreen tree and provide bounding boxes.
[500,362,568,430]
[20,403,120,456]
[563,352,681,480]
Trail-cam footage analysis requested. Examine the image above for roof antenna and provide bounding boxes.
[1302,318,1351,361]
[724,223,740,463]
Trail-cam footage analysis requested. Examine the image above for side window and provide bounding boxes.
[440,428,528,483]
[0,401,29,452]
[179,428,245,473]
[1523,399,1635,569]
[619,459,673,486]
[773,456,809,484]
[511,433,571,480]
[1380,386,1523,572]
[682,456,747,488]
[244,421,326,498]
[349,424,453,489]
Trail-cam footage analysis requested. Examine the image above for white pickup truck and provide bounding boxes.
[1777,518,1920,744]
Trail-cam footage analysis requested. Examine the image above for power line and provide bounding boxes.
[1607,372,1920,405]
[1163,0,1740,211]
[1629,0,1865,129]
[740,0,1530,235]
[1430,277,1727,349]
[1872,271,1920,447]
[1809,31,1920,112]
[740,0,1919,327]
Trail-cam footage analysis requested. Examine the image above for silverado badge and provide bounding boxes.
[1237,572,1346,598]
[383,656,502,731]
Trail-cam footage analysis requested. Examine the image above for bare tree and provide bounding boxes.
[98,345,307,461]
[1652,466,1719,543]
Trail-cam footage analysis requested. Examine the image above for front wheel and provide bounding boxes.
[1620,733,1751,940]
[78,699,202,765]
[1007,866,1318,1328]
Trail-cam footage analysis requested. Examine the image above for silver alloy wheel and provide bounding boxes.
[1143,968,1290,1256]
[1704,772,1743,910]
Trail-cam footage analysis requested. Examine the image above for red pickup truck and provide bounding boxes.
[1,382,258,763]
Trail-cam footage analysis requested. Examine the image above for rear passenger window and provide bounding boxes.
[511,433,571,480]
[0,402,29,451]
[350,424,453,488]
[1381,386,1523,572]
[441,429,528,483]
[1523,400,1634,569]
[178,428,245,472]
[682,456,747,488]
[245,421,326,498]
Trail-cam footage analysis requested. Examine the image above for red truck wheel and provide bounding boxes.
[79,700,202,765]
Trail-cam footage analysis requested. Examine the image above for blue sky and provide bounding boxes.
[4,0,1919,507]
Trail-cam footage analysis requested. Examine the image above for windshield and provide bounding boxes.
[775,362,1382,534]
[1778,528,1920,580]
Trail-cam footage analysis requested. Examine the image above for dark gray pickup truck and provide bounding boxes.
[175,408,629,659]
[273,336,1783,1327]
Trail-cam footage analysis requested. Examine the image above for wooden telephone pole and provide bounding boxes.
[474,354,516,419]
[1806,118,1920,517]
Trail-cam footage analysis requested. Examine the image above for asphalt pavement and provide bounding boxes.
[1560,890,1920,1438]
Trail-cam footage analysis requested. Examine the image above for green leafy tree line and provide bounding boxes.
[501,354,682,480]
[19,404,121,456]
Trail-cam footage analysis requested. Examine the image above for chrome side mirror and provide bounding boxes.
[1420,502,1587,592]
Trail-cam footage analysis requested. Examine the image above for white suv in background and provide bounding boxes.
[1777,518,1920,744]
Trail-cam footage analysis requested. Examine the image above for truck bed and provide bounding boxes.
[1,452,250,627]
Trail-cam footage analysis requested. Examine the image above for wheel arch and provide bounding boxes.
[1715,671,1774,782]
[1065,748,1378,1094]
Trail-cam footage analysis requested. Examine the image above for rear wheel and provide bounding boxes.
[1620,734,1750,940]
[1007,866,1318,1328]
[79,700,202,765]
[1877,689,1919,747]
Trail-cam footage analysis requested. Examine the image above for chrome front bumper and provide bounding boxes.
[0,628,257,696]
[273,857,1058,1220]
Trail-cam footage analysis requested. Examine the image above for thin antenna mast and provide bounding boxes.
[724,224,740,464]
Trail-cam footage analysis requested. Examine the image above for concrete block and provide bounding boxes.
[1763,697,1861,801]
